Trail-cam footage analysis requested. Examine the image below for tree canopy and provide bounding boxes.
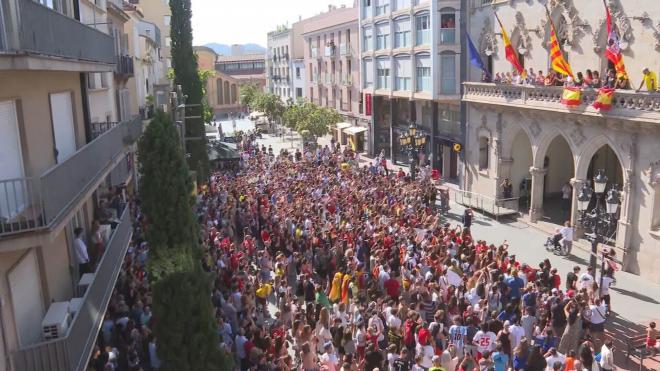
[282,99,340,139]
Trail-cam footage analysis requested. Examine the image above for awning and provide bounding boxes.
[334,122,352,130]
[343,126,367,135]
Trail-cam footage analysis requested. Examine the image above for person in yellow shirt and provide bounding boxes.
[255,280,273,314]
[637,68,657,92]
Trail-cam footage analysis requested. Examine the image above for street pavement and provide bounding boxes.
[254,132,660,370]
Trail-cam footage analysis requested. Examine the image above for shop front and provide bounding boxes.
[333,122,352,145]
[343,126,368,153]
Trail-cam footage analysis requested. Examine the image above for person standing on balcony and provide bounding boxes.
[637,68,657,92]
[74,227,91,275]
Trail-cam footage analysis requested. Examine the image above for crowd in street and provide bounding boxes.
[90,136,639,371]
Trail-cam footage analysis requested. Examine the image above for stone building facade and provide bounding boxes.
[464,0,660,282]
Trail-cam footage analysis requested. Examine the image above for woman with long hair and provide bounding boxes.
[526,345,548,371]
[558,299,582,354]
[512,338,530,371]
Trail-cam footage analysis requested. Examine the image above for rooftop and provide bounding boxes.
[215,53,265,63]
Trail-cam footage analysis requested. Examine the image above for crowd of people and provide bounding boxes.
[482,66,660,92]
[90,135,638,371]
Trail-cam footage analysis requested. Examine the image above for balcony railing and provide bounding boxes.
[14,207,133,371]
[325,45,335,57]
[339,43,351,56]
[0,0,115,64]
[137,20,161,47]
[463,82,660,124]
[0,117,142,236]
[115,55,134,77]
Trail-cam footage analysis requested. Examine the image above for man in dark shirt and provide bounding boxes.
[566,266,580,291]
[364,343,383,370]
[550,296,567,338]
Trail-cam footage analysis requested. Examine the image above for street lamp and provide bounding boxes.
[576,169,620,294]
[398,122,427,180]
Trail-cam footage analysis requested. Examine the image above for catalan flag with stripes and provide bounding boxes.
[495,12,525,78]
[545,7,574,79]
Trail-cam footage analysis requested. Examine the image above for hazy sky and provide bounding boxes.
[191,0,355,47]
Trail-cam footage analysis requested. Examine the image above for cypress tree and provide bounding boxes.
[137,112,230,368]
[137,111,196,280]
[169,0,208,181]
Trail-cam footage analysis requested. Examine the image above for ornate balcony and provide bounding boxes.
[462,82,660,124]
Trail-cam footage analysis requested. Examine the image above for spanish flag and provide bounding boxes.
[494,12,525,78]
[348,135,357,151]
[603,0,627,76]
[593,87,615,111]
[561,87,582,107]
[545,6,574,79]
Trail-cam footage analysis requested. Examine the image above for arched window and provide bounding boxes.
[439,7,456,44]
[363,58,374,88]
[440,52,456,94]
[415,11,430,45]
[415,53,431,92]
[376,57,391,89]
[393,16,411,48]
[394,55,411,90]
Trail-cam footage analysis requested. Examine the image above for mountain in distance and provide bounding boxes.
[204,43,266,55]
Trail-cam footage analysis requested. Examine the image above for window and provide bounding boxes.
[347,29,351,43]
[297,88,303,98]
[296,67,301,78]
[376,58,390,89]
[164,15,171,27]
[363,0,372,18]
[394,0,410,10]
[415,54,431,92]
[375,22,390,50]
[393,17,411,48]
[363,27,373,51]
[415,13,430,45]
[363,58,374,88]
[394,56,411,91]
[479,137,490,171]
[165,37,171,47]
[100,72,108,88]
[440,53,456,94]
[375,0,389,15]
[439,11,456,44]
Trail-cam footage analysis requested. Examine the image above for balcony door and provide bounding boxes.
[49,92,77,163]
[8,249,45,347]
[0,100,26,219]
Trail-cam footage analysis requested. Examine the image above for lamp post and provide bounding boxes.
[576,169,621,293]
[398,122,427,180]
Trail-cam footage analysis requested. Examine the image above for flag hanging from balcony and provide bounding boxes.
[561,87,582,107]
[348,135,357,152]
[467,33,489,78]
[603,0,627,76]
[494,12,526,78]
[545,6,574,79]
[593,87,615,111]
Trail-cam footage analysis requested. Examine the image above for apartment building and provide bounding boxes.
[131,0,170,82]
[267,20,308,102]
[0,0,141,370]
[464,1,660,282]
[304,5,371,153]
[359,0,464,180]
[125,2,167,117]
[108,0,134,122]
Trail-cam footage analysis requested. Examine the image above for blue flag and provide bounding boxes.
[467,33,488,77]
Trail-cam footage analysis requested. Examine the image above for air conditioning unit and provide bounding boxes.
[69,298,84,320]
[42,302,70,341]
[77,273,95,297]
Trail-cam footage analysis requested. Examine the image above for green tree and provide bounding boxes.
[152,270,232,371]
[137,111,197,279]
[282,100,339,141]
[239,83,259,108]
[169,0,208,181]
[198,69,216,124]
[138,111,229,369]
[254,92,284,124]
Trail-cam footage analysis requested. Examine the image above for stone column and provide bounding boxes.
[570,178,587,238]
[529,166,547,223]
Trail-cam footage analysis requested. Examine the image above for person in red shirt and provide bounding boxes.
[384,273,401,302]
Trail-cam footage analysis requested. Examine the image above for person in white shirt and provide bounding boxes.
[578,267,595,290]
[559,221,574,255]
[599,340,615,371]
[473,325,497,356]
[544,347,565,371]
[73,227,90,275]
[600,271,615,315]
[320,342,339,371]
[509,320,526,350]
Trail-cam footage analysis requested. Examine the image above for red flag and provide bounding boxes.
[494,12,525,78]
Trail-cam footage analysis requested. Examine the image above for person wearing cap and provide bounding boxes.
[637,68,658,92]
[320,342,339,371]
